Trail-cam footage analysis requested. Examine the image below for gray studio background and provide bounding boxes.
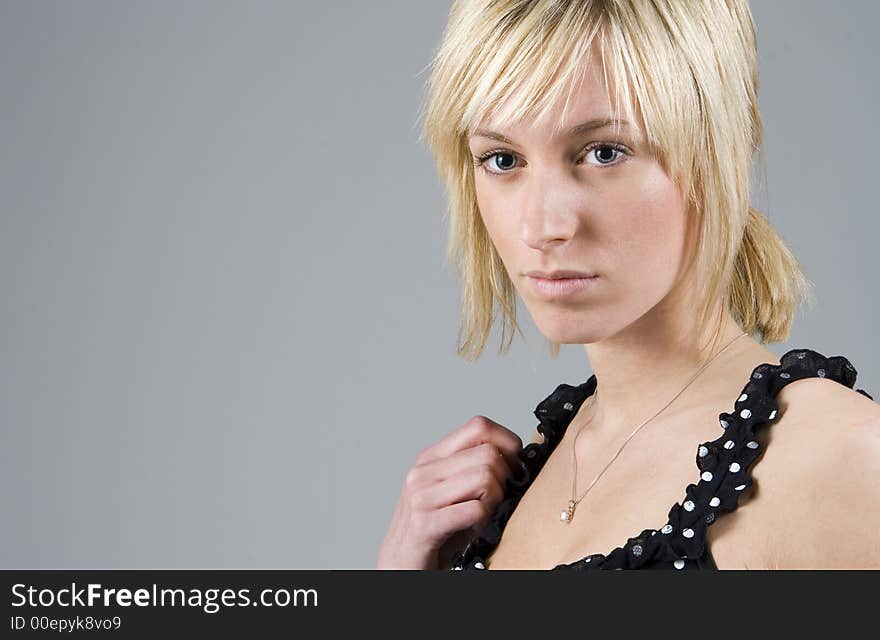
[1,1,877,569]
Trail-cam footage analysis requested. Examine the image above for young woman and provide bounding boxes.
[377,0,880,570]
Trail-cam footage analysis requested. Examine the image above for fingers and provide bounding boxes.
[395,416,526,553]
[416,415,524,472]
[415,441,517,489]
[415,464,506,513]
[427,500,491,544]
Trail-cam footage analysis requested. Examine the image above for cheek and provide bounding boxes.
[607,171,689,276]
[475,186,518,255]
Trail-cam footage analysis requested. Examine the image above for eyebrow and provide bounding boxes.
[469,117,629,144]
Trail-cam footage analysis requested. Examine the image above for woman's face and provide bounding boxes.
[467,57,694,345]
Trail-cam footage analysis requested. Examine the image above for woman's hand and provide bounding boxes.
[376,416,524,570]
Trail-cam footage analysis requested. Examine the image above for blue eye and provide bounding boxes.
[473,142,629,176]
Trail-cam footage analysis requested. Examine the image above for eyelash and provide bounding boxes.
[472,142,630,176]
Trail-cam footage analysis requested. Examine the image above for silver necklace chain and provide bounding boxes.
[560,331,748,524]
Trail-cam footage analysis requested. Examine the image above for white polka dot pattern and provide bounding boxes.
[451,348,865,573]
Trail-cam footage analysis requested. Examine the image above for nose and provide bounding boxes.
[519,169,580,251]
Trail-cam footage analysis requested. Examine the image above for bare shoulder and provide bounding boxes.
[751,376,880,568]
[777,374,879,424]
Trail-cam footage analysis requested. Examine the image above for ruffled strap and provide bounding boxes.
[557,348,868,571]
[450,376,597,570]
[454,348,870,571]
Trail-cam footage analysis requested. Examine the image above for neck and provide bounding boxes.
[582,299,750,440]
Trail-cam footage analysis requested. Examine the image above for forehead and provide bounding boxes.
[469,44,632,141]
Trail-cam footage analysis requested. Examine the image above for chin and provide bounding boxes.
[530,296,650,345]
[546,331,607,346]
[534,315,613,345]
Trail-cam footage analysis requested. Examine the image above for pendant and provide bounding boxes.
[560,499,576,523]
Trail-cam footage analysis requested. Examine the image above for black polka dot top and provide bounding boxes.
[450,348,874,571]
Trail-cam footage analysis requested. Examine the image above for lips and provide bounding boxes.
[525,269,597,279]
[526,273,600,299]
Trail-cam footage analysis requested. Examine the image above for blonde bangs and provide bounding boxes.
[419,0,811,361]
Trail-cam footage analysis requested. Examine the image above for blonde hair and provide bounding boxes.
[418,0,813,361]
